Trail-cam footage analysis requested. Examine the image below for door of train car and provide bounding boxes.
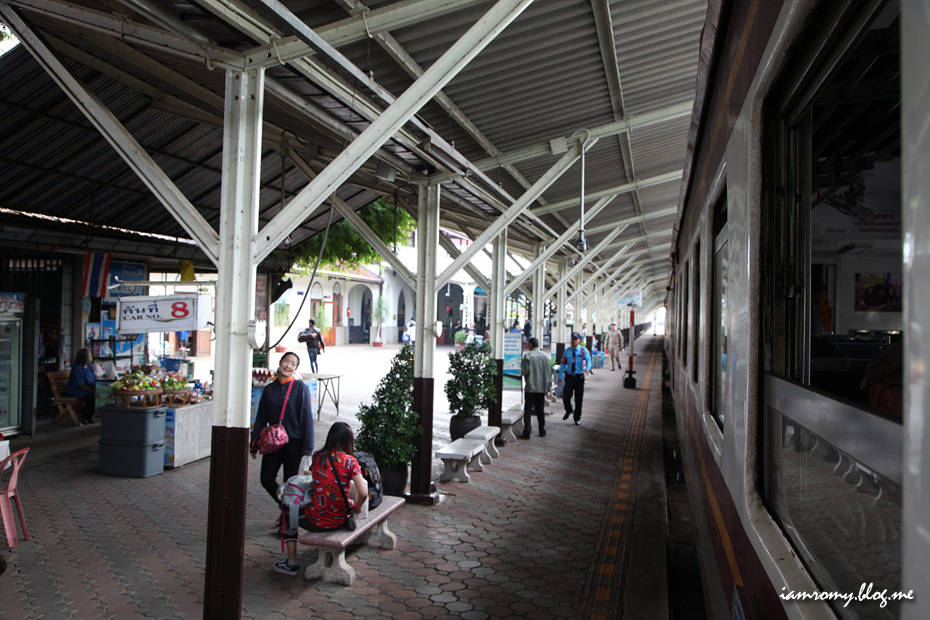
[759,1,916,617]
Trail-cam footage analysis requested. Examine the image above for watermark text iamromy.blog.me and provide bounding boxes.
[780,583,914,609]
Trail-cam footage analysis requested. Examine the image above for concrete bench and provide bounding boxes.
[435,438,486,483]
[464,425,501,462]
[298,495,405,586]
[500,406,524,442]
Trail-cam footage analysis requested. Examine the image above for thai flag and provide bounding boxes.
[82,253,111,298]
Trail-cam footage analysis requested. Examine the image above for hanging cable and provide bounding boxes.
[573,129,592,252]
[263,203,336,353]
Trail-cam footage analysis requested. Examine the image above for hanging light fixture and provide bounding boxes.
[575,130,592,252]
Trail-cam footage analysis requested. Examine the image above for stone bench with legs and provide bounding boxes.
[499,406,525,442]
[435,438,487,483]
[297,495,405,586]
[464,425,501,463]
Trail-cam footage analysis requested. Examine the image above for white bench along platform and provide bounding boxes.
[298,495,405,586]
[500,406,524,442]
[464,425,501,463]
[435,438,486,483]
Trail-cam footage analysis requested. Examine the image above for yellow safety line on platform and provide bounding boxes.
[580,346,659,618]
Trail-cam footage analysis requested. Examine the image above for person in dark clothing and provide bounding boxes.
[298,319,325,373]
[67,348,96,424]
[559,332,592,425]
[250,352,315,511]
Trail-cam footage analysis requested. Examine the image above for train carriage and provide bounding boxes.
[667,0,927,618]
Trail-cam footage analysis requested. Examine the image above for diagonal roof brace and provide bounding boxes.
[252,0,537,263]
[435,137,594,290]
[284,148,417,290]
[0,4,222,264]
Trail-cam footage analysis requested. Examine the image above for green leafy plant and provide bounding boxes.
[453,329,468,345]
[445,341,496,418]
[292,198,416,270]
[314,304,330,329]
[355,344,421,467]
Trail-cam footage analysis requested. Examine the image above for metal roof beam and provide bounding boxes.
[435,138,593,290]
[531,172,682,216]
[254,0,536,263]
[0,4,221,264]
[471,102,692,171]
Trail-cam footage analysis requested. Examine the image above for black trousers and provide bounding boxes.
[562,374,585,421]
[523,392,546,436]
[260,440,303,503]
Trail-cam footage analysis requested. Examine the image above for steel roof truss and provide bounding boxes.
[253,0,536,263]
[0,4,222,264]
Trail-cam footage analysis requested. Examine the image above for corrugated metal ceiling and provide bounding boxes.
[0,0,707,305]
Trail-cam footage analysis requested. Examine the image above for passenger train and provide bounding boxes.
[665,1,926,618]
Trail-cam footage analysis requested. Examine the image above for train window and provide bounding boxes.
[691,240,701,383]
[762,1,903,615]
[711,195,728,429]
[678,261,689,366]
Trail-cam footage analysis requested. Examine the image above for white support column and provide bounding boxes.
[410,181,440,501]
[532,244,546,347]
[414,183,440,379]
[491,231,508,355]
[203,66,264,619]
[557,258,568,348]
[575,270,584,331]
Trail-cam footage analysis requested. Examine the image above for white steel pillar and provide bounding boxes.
[489,230,507,432]
[532,244,546,347]
[557,258,568,351]
[203,66,264,619]
[410,182,440,502]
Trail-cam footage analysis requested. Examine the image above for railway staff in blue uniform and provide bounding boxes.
[559,332,592,425]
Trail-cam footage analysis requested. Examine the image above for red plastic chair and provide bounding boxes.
[1,447,30,548]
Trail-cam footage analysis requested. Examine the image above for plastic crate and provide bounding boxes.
[99,406,167,445]
[99,440,166,478]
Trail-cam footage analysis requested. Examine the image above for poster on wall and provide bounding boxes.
[854,272,902,312]
[105,262,148,301]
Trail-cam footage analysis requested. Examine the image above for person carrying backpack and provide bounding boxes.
[558,332,592,426]
[298,319,325,373]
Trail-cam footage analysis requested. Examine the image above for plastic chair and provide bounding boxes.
[1,447,30,548]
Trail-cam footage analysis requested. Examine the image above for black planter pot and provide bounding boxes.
[381,464,409,497]
[449,414,482,440]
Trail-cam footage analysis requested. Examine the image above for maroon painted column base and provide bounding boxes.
[203,426,249,619]
[410,377,439,505]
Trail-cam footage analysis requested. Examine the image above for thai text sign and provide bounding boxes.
[116,294,212,333]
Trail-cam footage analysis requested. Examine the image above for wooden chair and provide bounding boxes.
[46,371,82,426]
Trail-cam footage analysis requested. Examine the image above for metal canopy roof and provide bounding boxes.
[0,0,706,309]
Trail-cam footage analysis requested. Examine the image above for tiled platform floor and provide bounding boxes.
[1,337,668,619]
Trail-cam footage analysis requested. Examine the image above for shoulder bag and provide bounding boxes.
[257,379,295,455]
[328,454,357,530]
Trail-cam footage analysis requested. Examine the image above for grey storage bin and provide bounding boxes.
[99,440,166,478]
[99,406,167,445]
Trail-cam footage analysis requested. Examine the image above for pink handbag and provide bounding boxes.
[257,380,295,455]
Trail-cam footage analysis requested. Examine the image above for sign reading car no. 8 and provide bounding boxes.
[116,294,211,334]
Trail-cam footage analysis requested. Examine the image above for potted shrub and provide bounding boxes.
[445,340,496,440]
[371,295,388,347]
[355,344,420,495]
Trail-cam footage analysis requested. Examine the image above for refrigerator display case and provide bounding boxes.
[0,319,22,433]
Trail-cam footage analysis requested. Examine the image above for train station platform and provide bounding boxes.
[0,336,688,619]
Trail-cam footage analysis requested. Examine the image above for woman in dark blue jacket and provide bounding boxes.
[67,348,96,424]
[249,352,315,508]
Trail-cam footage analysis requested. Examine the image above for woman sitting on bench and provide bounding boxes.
[275,422,369,576]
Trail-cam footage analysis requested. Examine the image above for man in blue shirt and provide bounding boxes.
[559,332,592,425]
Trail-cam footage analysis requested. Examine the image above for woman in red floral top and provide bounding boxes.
[275,422,369,576]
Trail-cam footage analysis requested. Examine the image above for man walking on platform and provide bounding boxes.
[298,318,325,373]
[605,322,625,372]
[559,332,592,425]
[520,337,550,439]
